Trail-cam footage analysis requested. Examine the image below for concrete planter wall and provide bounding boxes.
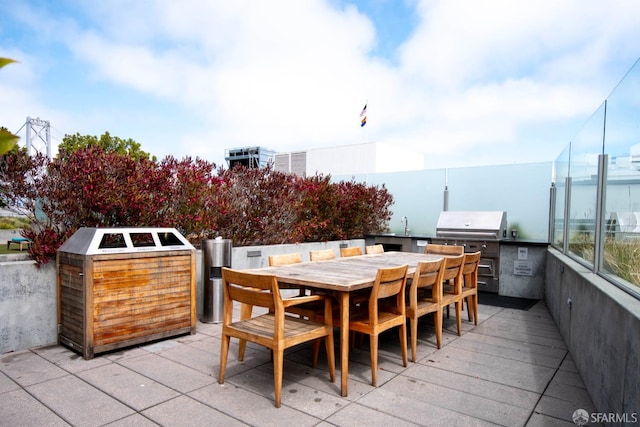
[0,239,364,354]
[545,247,640,417]
[0,260,57,354]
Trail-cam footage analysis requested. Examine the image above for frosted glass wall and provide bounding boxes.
[334,161,552,241]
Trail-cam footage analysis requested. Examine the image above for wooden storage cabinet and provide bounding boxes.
[56,228,196,359]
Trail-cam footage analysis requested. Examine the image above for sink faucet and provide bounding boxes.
[401,216,409,236]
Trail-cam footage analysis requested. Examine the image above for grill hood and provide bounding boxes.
[436,211,507,240]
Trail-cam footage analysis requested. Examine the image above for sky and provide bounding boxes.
[1,0,639,170]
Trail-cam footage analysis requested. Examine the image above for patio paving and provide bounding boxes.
[0,300,599,426]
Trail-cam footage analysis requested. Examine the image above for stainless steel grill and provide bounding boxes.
[432,211,507,293]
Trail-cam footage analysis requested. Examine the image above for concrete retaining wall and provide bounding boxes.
[545,247,640,417]
[1,239,364,354]
[0,260,57,354]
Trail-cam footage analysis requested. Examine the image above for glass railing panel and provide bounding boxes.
[601,59,640,292]
[567,103,605,267]
[552,143,571,247]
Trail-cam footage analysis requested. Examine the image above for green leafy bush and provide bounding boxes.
[1,146,393,265]
[0,59,19,156]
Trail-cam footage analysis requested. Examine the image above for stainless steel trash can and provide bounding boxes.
[201,238,232,323]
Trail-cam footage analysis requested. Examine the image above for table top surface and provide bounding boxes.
[249,251,444,292]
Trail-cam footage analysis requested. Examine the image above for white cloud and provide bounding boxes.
[3,0,640,167]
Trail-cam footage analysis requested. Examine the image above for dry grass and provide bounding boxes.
[571,235,640,287]
[0,216,30,229]
[602,239,640,286]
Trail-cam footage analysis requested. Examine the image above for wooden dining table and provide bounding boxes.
[247,251,444,397]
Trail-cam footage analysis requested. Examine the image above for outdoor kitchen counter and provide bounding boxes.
[366,233,549,252]
[365,234,550,299]
[499,239,549,246]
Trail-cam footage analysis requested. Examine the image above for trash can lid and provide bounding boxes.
[57,227,195,255]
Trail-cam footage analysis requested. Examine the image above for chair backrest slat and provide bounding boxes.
[410,259,445,305]
[462,251,481,288]
[268,253,302,266]
[368,264,409,324]
[309,249,336,261]
[413,259,445,289]
[462,251,481,274]
[365,244,384,254]
[441,254,464,282]
[340,247,362,257]
[425,243,464,256]
[222,268,280,311]
[376,265,408,299]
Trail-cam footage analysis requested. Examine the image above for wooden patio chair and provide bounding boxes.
[424,243,464,256]
[461,251,481,325]
[406,258,446,361]
[340,246,362,257]
[365,244,384,254]
[268,252,302,266]
[309,249,336,261]
[425,244,465,319]
[439,254,465,337]
[218,268,336,408]
[266,251,324,325]
[348,264,409,386]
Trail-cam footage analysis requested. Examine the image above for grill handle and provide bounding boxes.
[436,231,499,239]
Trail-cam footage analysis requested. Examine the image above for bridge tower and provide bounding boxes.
[25,116,52,159]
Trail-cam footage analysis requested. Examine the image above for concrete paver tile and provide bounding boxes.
[26,374,135,426]
[449,334,565,369]
[534,395,599,426]
[379,375,530,426]
[118,352,217,394]
[33,344,113,373]
[325,401,422,427]
[425,345,556,393]
[353,387,498,426]
[0,370,20,394]
[105,347,151,362]
[77,363,180,411]
[188,383,320,426]
[526,412,579,426]
[403,363,540,410]
[103,413,160,426]
[472,322,566,350]
[225,363,347,419]
[0,349,68,387]
[544,378,594,407]
[452,330,567,366]
[189,321,222,338]
[0,388,69,427]
[142,395,246,427]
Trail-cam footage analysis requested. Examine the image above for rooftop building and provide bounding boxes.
[273,142,424,176]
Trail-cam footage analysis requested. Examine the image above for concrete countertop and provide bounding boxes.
[367,233,549,246]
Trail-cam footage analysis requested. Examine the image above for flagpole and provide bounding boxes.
[365,120,368,144]
[360,100,368,144]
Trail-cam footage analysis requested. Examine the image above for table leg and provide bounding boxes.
[338,291,349,397]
